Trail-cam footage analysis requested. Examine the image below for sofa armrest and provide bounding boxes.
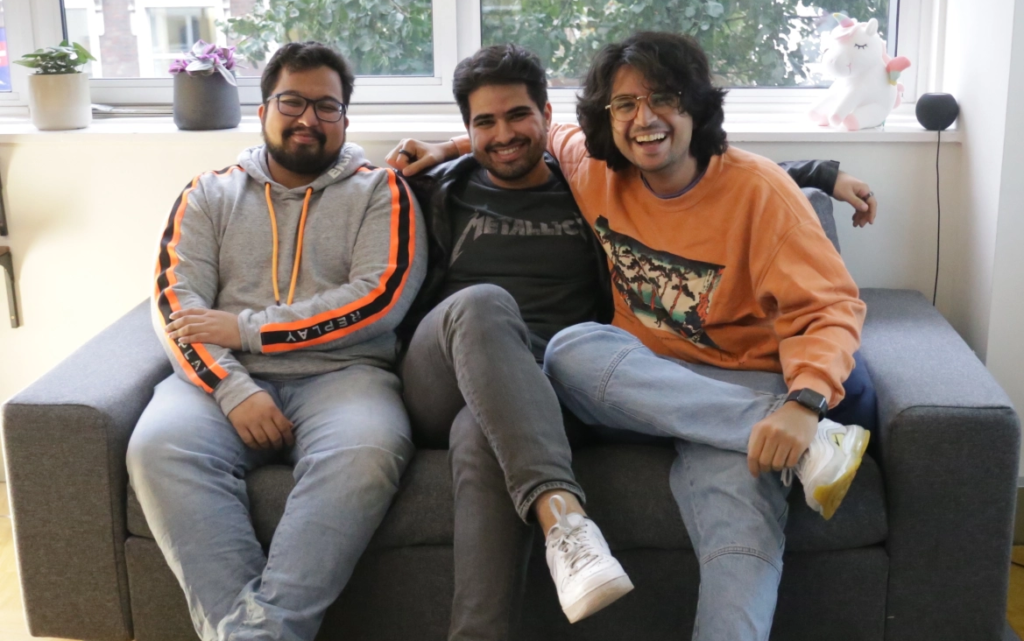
[859,288,1020,641]
[1,301,171,641]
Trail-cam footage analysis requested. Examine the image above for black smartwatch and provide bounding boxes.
[784,388,828,420]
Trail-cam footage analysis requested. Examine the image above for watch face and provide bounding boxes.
[789,389,827,419]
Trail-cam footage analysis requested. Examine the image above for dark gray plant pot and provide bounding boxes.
[173,72,241,130]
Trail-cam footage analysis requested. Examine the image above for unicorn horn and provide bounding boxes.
[833,12,856,27]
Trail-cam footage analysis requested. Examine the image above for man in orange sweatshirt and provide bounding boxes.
[534,32,871,640]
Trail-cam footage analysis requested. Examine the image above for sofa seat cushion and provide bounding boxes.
[572,444,887,551]
[127,444,886,553]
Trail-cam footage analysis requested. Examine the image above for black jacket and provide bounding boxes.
[398,154,840,342]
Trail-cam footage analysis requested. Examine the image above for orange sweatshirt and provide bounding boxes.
[545,123,866,406]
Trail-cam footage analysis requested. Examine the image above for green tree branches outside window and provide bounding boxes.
[224,0,434,76]
[221,0,888,85]
[482,0,889,87]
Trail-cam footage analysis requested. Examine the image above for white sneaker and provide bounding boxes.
[544,495,634,623]
[782,418,871,520]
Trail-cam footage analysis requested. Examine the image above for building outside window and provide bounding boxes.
[55,0,434,79]
[0,0,10,93]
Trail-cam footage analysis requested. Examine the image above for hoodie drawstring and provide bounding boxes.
[264,183,313,306]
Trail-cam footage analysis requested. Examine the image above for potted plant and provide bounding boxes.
[14,41,96,131]
[169,41,241,130]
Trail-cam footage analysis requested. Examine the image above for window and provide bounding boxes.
[63,0,100,77]
[481,0,894,88]
[64,0,435,80]
[0,0,10,92]
[224,0,435,78]
[6,0,923,106]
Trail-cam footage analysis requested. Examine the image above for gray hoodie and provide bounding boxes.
[153,143,427,415]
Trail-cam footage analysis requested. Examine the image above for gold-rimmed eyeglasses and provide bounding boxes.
[268,93,347,123]
[605,91,683,122]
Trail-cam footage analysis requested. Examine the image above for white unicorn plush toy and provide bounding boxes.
[809,13,911,131]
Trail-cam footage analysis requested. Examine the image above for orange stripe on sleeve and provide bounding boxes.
[259,168,417,352]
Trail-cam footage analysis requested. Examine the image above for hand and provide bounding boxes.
[747,402,819,477]
[385,138,458,177]
[166,308,242,350]
[227,391,295,450]
[832,171,877,227]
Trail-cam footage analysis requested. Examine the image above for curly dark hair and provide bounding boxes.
[577,31,728,172]
[261,42,355,105]
[453,44,549,126]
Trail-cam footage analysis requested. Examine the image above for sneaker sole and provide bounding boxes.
[813,427,871,520]
[564,574,635,624]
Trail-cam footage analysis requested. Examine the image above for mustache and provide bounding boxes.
[284,127,326,144]
[485,136,531,153]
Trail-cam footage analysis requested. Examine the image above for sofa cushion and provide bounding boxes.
[573,444,887,551]
[127,444,886,553]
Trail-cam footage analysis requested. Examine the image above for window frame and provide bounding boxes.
[3,0,932,112]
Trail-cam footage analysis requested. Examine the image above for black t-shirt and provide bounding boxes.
[438,167,603,359]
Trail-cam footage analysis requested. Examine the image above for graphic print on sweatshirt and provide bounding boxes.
[449,203,585,266]
[594,216,724,348]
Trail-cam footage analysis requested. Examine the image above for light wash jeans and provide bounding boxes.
[543,323,791,641]
[127,365,413,641]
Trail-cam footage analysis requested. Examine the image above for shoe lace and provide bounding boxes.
[780,449,810,488]
[780,422,838,488]
[548,495,600,577]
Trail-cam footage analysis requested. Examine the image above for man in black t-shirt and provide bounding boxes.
[396,48,635,636]
[388,45,877,641]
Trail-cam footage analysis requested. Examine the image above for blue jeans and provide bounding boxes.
[127,366,413,641]
[544,323,790,641]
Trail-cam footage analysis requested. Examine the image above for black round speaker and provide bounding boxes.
[916,93,959,131]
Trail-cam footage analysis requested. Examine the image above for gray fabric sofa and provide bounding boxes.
[2,193,1021,641]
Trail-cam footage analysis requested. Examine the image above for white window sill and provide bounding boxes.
[0,110,961,144]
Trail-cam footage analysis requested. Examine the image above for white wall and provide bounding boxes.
[984,1,1024,459]
[0,133,960,411]
[940,0,1017,362]
[0,134,398,412]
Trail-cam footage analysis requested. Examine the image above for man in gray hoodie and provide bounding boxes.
[126,42,426,641]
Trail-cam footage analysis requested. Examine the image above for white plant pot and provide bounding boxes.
[27,72,92,131]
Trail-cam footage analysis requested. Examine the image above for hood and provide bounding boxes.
[238,142,369,193]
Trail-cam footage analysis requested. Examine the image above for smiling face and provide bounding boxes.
[609,65,699,195]
[258,66,349,186]
[466,82,552,189]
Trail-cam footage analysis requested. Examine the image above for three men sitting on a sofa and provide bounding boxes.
[128,34,878,641]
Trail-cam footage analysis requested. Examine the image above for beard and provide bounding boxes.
[264,125,339,176]
[475,135,546,183]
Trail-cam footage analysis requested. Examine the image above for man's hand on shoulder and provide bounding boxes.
[227,391,295,450]
[385,138,459,177]
[747,402,819,477]
[832,170,877,227]
[167,308,242,350]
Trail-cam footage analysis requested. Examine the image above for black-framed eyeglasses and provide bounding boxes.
[268,93,347,123]
[605,91,683,122]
